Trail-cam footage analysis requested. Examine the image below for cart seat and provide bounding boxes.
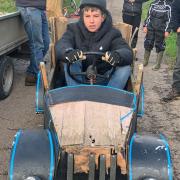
[45,85,135,108]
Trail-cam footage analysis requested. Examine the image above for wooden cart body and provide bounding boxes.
[8,18,173,180]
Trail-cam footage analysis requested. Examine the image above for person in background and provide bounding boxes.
[16,0,50,86]
[162,0,180,102]
[55,0,133,89]
[122,0,149,48]
[143,0,172,70]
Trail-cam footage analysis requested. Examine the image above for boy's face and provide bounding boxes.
[83,9,105,32]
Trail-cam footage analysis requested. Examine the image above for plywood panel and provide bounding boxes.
[50,101,133,146]
[113,22,132,45]
[46,0,63,17]
[84,101,122,146]
[50,101,85,145]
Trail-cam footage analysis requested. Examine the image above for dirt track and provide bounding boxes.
[0,0,180,179]
[136,28,180,179]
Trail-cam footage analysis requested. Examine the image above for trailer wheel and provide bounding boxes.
[0,56,14,100]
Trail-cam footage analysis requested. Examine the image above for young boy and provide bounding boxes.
[55,0,133,89]
[143,0,172,70]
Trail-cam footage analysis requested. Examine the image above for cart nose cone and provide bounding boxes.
[143,177,157,180]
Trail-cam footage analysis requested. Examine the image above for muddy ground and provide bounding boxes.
[0,0,180,179]
[136,28,180,179]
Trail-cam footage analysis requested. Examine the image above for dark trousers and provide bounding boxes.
[173,33,180,92]
[122,13,141,48]
[144,23,165,53]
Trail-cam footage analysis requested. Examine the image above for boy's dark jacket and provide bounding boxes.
[171,0,180,31]
[56,13,133,74]
[122,0,148,16]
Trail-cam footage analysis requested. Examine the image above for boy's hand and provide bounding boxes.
[143,26,147,33]
[177,27,180,33]
[164,32,169,38]
[102,51,120,66]
[129,0,135,2]
[65,49,83,63]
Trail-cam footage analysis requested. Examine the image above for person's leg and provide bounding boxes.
[122,13,133,25]
[64,62,82,86]
[107,65,131,89]
[41,11,50,56]
[153,30,165,70]
[172,33,180,92]
[143,25,155,66]
[18,7,45,76]
[131,15,141,48]
[144,26,155,52]
[161,34,180,102]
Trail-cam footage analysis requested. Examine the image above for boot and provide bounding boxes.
[143,50,151,66]
[161,88,180,102]
[25,74,37,86]
[152,51,164,70]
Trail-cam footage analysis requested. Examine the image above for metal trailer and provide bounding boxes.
[0,11,28,100]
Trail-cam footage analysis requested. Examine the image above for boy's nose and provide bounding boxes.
[90,17,94,22]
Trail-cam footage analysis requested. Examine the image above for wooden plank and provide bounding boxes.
[84,101,122,146]
[113,22,132,45]
[46,0,64,18]
[39,62,49,91]
[49,17,56,43]
[55,17,67,42]
[50,101,85,145]
[50,101,133,146]
[50,43,56,68]
[117,152,127,174]
[134,64,143,95]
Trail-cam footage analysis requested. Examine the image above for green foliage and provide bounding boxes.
[0,0,16,13]
[165,33,177,67]
[165,33,177,58]
[141,0,153,20]
[63,0,80,14]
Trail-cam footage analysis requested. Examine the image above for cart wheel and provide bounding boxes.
[0,56,14,100]
[9,129,58,180]
[128,133,173,180]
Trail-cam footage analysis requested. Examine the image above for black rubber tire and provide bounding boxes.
[0,56,14,100]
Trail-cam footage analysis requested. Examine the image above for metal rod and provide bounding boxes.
[99,155,106,180]
[110,155,117,180]
[67,153,74,180]
[88,154,95,180]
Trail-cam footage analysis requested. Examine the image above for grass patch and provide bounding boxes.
[0,0,16,13]
[165,33,177,68]
[165,33,177,59]
[141,0,153,20]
